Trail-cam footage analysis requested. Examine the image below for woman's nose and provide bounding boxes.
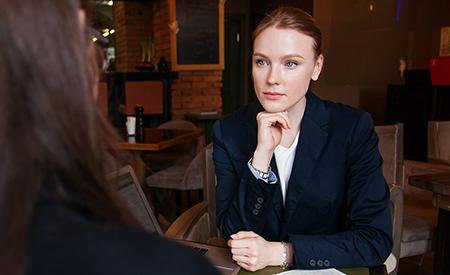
[267,66,280,85]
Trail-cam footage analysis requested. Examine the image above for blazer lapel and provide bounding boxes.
[270,157,283,221]
[281,92,330,232]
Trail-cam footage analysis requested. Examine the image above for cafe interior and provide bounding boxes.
[89,0,450,274]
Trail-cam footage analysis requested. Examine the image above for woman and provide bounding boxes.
[213,7,392,271]
[0,1,218,274]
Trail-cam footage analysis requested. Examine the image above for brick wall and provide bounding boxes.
[152,0,170,63]
[114,2,153,72]
[116,0,223,118]
[171,71,223,118]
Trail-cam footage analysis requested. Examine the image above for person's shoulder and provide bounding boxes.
[27,202,219,275]
[324,99,367,120]
[94,226,219,275]
[316,95,373,128]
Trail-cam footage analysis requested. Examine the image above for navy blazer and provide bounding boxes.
[212,91,392,269]
[26,189,219,275]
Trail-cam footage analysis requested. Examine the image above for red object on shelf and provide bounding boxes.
[429,56,450,85]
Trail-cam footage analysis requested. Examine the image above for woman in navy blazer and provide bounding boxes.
[213,7,392,272]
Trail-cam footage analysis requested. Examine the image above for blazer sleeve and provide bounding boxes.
[213,120,278,239]
[290,113,393,269]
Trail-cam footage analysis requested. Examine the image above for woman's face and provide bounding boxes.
[252,27,323,114]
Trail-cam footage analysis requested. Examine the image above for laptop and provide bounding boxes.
[107,165,240,275]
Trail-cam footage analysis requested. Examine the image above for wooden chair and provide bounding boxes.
[145,120,205,215]
[376,122,450,272]
[375,124,405,274]
[157,119,204,155]
[388,184,404,275]
[427,121,450,165]
[401,121,450,261]
[375,124,405,186]
[145,120,204,189]
[165,144,220,243]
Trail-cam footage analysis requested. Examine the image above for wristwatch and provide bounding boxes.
[247,159,270,180]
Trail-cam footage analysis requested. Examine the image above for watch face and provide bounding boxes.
[258,171,269,179]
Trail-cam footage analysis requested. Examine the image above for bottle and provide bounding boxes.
[134,105,145,142]
[157,57,168,72]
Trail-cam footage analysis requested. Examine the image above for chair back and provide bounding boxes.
[164,143,219,243]
[165,201,211,242]
[158,119,204,154]
[158,119,197,130]
[122,81,163,115]
[204,143,217,237]
[388,184,404,273]
[145,147,205,190]
[374,123,404,187]
[428,121,450,165]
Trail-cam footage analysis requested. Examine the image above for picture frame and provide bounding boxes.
[169,0,224,71]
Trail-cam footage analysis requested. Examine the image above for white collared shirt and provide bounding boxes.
[274,131,300,204]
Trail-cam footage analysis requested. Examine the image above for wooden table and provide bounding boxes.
[185,112,222,144]
[117,128,203,178]
[237,265,386,275]
[409,173,450,275]
[176,240,386,275]
[117,128,204,151]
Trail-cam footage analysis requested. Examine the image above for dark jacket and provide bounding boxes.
[26,192,219,275]
[213,91,392,269]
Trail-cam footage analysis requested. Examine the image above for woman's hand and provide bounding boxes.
[228,231,285,272]
[252,111,291,171]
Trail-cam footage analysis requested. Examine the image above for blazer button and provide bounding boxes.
[252,209,259,215]
[309,259,316,267]
[317,260,323,267]
[257,197,264,203]
[324,260,330,267]
[255,203,261,209]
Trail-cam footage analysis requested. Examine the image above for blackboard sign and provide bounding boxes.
[169,0,224,71]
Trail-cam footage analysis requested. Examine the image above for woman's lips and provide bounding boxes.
[263,91,285,100]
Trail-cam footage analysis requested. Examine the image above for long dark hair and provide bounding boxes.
[0,0,136,274]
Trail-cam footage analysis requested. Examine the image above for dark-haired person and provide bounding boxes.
[0,1,218,274]
[213,7,392,272]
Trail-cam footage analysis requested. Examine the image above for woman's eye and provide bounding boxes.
[255,59,268,66]
[285,61,298,68]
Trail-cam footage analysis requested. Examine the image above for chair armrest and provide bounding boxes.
[404,159,450,177]
[389,184,404,262]
[427,157,450,166]
[404,159,450,196]
[165,201,209,241]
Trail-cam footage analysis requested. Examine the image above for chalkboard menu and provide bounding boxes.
[169,0,224,70]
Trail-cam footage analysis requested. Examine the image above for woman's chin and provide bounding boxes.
[260,102,286,113]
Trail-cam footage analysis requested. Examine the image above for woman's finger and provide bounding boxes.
[231,231,258,239]
[232,254,250,264]
[257,112,290,130]
[229,237,256,249]
[230,247,250,256]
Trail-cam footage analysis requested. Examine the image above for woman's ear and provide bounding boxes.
[311,54,324,81]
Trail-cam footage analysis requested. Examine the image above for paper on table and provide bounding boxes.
[274,269,345,275]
